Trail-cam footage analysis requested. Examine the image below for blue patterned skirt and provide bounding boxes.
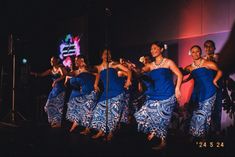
[91,93,125,133]
[44,91,65,125]
[189,94,216,137]
[66,91,97,128]
[120,92,130,124]
[134,95,176,139]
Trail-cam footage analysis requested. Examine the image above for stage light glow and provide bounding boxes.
[59,34,81,67]
[22,58,27,64]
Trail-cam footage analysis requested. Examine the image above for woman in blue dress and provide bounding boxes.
[203,40,223,135]
[31,56,67,128]
[134,41,183,149]
[184,45,222,139]
[65,55,97,135]
[91,49,132,141]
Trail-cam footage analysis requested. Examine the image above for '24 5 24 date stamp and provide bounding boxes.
[195,141,225,148]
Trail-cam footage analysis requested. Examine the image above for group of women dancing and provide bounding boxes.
[31,40,223,150]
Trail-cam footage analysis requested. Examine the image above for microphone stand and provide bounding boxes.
[105,51,109,141]
[104,7,112,141]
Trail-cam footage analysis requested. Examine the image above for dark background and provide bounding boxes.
[0,1,234,156]
[0,0,234,121]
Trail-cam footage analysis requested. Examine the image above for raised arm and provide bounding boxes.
[115,64,132,89]
[31,69,51,77]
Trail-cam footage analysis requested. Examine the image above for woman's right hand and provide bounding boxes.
[30,72,37,77]
[94,85,100,92]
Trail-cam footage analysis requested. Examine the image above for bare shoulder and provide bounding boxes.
[165,58,174,64]
[203,59,214,66]
[165,58,176,67]
[204,59,217,69]
[184,64,192,72]
[95,65,102,72]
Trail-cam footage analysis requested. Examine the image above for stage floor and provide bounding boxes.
[0,121,234,157]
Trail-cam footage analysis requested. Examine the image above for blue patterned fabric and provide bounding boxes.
[134,68,176,139]
[66,72,97,128]
[120,89,130,124]
[45,73,65,125]
[69,77,81,100]
[66,91,97,127]
[189,94,216,137]
[91,93,125,133]
[189,67,217,137]
[135,95,176,139]
[131,72,154,114]
[91,68,125,133]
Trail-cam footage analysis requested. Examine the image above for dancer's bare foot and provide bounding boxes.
[51,123,61,128]
[117,123,121,130]
[69,121,78,132]
[92,130,105,139]
[80,128,90,135]
[152,138,166,150]
[147,132,155,141]
[105,132,113,141]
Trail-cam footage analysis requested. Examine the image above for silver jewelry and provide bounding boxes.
[154,58,165,67]
[192,59,203,68]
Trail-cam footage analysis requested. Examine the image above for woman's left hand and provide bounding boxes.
[52,81,57,87]
[213,80,219,88]
[175,88,181,101]
[124,80,132,89]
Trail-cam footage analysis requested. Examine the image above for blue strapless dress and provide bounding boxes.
[66,72,97,128]
[134,68,176,139]
[91,68,125,133]
[189,67,216,137]
[44,73,65,126]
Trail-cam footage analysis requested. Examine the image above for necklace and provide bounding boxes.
[154,58,165,67]
[78,68,87,73]
[192,58,203,68]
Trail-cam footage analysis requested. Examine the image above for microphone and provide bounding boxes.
[105,7,112,16]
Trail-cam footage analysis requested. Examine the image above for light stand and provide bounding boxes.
[0,34,27,127]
